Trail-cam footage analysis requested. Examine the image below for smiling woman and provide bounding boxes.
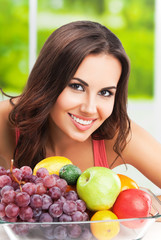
[0,20,161,190]
[49,54,121,143]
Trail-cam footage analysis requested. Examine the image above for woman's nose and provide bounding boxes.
[80,97,97,115]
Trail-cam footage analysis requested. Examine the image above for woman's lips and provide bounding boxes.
[68,113,96,131]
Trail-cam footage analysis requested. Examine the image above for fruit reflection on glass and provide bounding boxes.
[90,210,120,240]
[117,174,139,191]
[113,188,152,228]
[76,167,121,211]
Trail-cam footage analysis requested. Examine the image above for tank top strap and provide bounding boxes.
[92,139,109,168]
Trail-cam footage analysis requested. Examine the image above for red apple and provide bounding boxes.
[112,188,152,229]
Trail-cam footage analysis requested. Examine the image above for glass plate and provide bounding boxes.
[0,187,161,240]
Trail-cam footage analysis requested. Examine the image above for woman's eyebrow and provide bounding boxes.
[72,77,117,90]
[72,77,89,86]
[101,86,117,90]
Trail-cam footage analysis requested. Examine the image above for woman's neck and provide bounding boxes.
[45,134,93,171]
[45,118,94,171]
[46,118,90,155]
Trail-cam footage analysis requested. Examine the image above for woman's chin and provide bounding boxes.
[69,133,90,143]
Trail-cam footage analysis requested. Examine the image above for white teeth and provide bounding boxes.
[70,114,93,125]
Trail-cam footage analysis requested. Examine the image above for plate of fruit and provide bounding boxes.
[0,157,161,240]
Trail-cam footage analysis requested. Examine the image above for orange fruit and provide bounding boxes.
[33,156,72,175]
[117,174,139,191]
[90,210,120,240]
[66,185,76,192]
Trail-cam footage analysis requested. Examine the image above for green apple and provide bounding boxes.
[76,167,121,211]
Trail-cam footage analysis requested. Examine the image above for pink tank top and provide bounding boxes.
[92,139,109,168]
[16,129,108,168]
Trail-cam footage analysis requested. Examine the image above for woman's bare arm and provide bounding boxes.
[122,121,161,189]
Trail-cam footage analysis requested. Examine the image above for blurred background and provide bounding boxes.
[0,0,161,193]
[0,0,155,96]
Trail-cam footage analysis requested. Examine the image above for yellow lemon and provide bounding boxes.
[33,156,72,175]
[90,210,120,240]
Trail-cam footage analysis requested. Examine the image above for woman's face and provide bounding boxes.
[49,53,122,142]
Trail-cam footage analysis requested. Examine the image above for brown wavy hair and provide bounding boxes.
[7,21,130,168]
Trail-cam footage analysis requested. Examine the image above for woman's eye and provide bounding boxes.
[98,90,112,97]
[69,83,84,91]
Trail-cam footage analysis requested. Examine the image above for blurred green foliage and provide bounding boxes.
[0,0,155,98]
[0,0,29,93]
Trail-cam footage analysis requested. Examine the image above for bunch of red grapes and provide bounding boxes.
[0,165,95,239]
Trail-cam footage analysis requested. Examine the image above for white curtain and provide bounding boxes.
[154,0,161,142]
[29,0,37,72]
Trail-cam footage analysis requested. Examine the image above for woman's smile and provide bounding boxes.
[68,113,97,131]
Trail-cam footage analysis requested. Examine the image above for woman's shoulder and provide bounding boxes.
[0,99,15,126]
[121,120,161,164]
[0,99,16,168]
[0,99,15,141]
[0,99,13,119]
[126,120,158,147]
[104,120,161,168]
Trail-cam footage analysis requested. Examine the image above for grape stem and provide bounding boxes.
[10,159,23,191]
